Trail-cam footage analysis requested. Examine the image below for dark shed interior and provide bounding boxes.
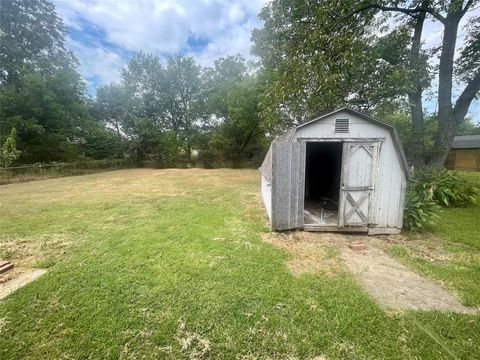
[305,142,343,206]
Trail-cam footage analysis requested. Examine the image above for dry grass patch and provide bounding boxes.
[0,317,8,334]
[0,234,76,269]
[0,234,71,297]
[177,319,211,360]
[261,231,344,276]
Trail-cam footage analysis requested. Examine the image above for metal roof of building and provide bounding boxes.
[452,135,480,149]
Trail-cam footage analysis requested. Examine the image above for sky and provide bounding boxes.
[52,0,478,122]
[52,0,266,93]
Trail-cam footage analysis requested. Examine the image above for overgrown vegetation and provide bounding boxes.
[0,128,21,168]
[404,170,479,230]
[1,169,479,359]
[403,186,441,231]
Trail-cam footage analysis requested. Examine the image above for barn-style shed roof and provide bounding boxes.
[259,107,410,181]
[452,135,480,149]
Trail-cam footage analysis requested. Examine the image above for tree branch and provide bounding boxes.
[329,2,447,25]
[461,0,476,16]
[453,70,480,123]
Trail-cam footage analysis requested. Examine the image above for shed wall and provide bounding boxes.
[261,175,272,222]
[292,111,406,229]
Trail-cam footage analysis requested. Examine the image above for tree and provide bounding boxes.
[164,56,203,160]
[203,54,249,119]
[94,83,129,138]
[200,55,267,167]
[456,117,480,135]
[252,0,412,128]
[0,127,21,167]
[0,68,91,163]
[102,53,205,165]
[0,0,75,86]
[0,0,96,164]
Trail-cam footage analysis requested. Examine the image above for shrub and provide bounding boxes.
[403,170,478,231]
[415,170,478,207]
[403,186,441,231]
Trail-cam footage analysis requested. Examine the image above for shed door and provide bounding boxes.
[339,142,380,227]
[271,141,306,230]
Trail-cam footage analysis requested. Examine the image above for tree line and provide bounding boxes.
[92,53,267,168]
[1,0,479,170]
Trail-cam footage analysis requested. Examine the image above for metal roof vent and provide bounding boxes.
[334,118,350,133]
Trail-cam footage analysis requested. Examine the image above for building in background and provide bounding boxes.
[445,135,480,171]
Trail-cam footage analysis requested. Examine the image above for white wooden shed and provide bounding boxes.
[259,107,409,235]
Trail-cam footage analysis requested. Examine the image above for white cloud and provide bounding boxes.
[52,0,266,90]
[67,38,127,87]
[54,0,266,53]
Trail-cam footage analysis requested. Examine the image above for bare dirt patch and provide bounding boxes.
[0,268,47,300]
[261,231,476,313]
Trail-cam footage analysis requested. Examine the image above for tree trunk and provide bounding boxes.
[428,11,461,169]
[408,5,428,169]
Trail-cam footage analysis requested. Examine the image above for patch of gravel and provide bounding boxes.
[0,268,47,300]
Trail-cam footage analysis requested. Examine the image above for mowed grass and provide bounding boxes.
[386,172,480,307]
[0,169,479,359]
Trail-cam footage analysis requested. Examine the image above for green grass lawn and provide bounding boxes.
[1,169,479,359]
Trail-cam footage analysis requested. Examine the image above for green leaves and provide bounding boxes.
[404,170,479,230]
[0,0,75,86]
[416,170,479,207]
[251,0,413,131]
[0,68,91,163]
[0,127,21,167]
[456,16,480,83]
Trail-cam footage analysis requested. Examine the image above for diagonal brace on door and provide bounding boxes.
[345,191,369,223]
[348,144,374,158]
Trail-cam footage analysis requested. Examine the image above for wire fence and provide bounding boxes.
[0,159,137,185]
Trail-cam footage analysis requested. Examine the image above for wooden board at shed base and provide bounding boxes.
[303,225,368,233]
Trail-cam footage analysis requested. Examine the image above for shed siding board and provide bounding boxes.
[271,141,305,230]
[292,111,405,229]
[261,175,272,222]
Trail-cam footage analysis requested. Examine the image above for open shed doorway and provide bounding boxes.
[304,142,343,226]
